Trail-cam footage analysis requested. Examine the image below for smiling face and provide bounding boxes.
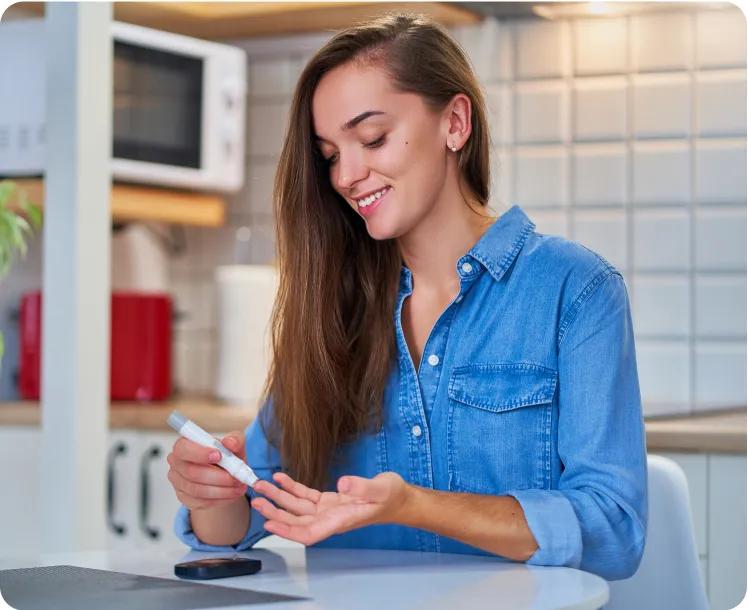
[312,61,451,241]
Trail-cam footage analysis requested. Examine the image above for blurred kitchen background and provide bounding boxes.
[0,2,745,609]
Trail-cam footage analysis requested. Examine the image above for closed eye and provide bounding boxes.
[323,135,386,166]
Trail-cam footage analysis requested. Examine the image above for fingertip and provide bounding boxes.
[337,477,351,493]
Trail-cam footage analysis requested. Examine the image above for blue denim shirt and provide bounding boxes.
[175,204,648,580]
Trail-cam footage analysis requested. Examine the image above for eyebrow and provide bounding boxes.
[315,110,387,143]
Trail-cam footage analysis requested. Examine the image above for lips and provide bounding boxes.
[356,186,391,217]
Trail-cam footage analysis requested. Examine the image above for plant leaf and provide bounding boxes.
[0,180,17,208]
[20,200,43,230]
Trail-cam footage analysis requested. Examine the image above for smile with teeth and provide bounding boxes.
[356,186,391,208]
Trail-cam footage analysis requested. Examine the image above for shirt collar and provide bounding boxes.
[399,204,535,291]
[464,204,535,283]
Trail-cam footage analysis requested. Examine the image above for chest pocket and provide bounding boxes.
[447,363,557,494]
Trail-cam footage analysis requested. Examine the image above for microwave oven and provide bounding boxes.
[0,19,247,192]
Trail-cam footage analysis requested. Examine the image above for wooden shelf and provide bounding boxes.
[5,2,482,40]
[10,179,225,227]
[0,395,260,433]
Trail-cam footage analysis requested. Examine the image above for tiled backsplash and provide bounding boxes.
[1,7,745,418]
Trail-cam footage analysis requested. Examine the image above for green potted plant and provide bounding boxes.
[0,180,42,366]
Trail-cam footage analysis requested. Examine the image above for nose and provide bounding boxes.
[334,149,368,192]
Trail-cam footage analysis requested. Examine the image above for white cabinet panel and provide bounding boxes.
[0,428,41,554]
[138,431,184,550]
[106,430,141,551]
[708,454,747,610]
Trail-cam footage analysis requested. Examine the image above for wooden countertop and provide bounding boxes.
[0,396,259,433]
[645,409,746,454]
[0,399,745,454]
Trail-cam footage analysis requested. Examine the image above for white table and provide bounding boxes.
[0,546,609,610]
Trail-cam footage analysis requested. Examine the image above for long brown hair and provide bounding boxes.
[262,13,491,489]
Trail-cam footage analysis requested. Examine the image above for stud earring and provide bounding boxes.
[449,142,457,152]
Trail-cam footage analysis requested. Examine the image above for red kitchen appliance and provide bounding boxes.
[18,291,172,401]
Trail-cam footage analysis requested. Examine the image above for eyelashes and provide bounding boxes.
[324,135,386,166]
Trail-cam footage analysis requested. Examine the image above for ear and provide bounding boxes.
[443,93,472,152]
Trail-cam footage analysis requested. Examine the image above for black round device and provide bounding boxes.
[174,557,262,580]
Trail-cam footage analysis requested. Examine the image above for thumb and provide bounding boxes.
[221,431,246,460]
[337,476,389,502]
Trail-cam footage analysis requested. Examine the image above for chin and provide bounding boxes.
[364,223,397,241]
[362,215,406,241]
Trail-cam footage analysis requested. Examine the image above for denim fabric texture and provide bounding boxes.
[175,204,648,580]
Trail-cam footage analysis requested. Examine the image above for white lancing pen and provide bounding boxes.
[167,410,259,487]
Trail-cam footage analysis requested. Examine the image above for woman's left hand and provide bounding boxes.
[251,471,410,545]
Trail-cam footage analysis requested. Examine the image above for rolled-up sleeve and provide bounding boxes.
[173,402,282,551]
[508,270,648,580]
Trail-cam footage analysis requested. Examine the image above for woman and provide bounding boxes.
[168,14,647,580]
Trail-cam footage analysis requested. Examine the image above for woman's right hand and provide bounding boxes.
[166,431,249,511]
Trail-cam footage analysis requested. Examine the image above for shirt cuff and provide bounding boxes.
[173,488,269,552]
[506,489,583,568]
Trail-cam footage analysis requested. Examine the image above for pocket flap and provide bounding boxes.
[448,363,557,413]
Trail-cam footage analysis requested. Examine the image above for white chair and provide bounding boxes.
[605,454,709,610]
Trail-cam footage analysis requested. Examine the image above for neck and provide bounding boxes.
[397,180,496,295]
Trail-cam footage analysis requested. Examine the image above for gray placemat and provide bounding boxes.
[0,564,306,610]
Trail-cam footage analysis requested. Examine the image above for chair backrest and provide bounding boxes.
[605,454,709,610]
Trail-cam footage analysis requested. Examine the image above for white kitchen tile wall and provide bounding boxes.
[696,8,747,69]
[694,206,747,271]
[632,274,691,338]
[632,73,691,139]
[630,12,693,72]
[476,7,743,418]
[0,8,744,420]
[515,19,571,79]
[573,77,628,141]
[695,139,747,203]
[573,17,628,76]
[573,143,627,205]
[491,148,513,210]
[633,208,691,271]
[632,141,692,205]
[694,274,747,338]
[514,80,569,144]
[248,57,294,97]
[529,209,570,238]
[695,69,747,137]
[513,146,569,207]
[571,208,628,271]
[636,340,692,413]
[485,84,513,146]
[694,342,747,408]
[246,101,290,158]
[243,159,277,220]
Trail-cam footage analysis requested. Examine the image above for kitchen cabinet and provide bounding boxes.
[0,427,42,553]
[0,426,293,555]
[0,428,187,554]
[106,430,184,551]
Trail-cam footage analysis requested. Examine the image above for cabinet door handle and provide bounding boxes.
[139,445,161,540]
[106,441,128,536]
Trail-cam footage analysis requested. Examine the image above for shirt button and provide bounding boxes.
[455,295,463,303]
[411,425,422,438]
[461,262,473,274]
[427,354,440,366]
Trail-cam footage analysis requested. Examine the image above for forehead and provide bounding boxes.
[312,62,415,139]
